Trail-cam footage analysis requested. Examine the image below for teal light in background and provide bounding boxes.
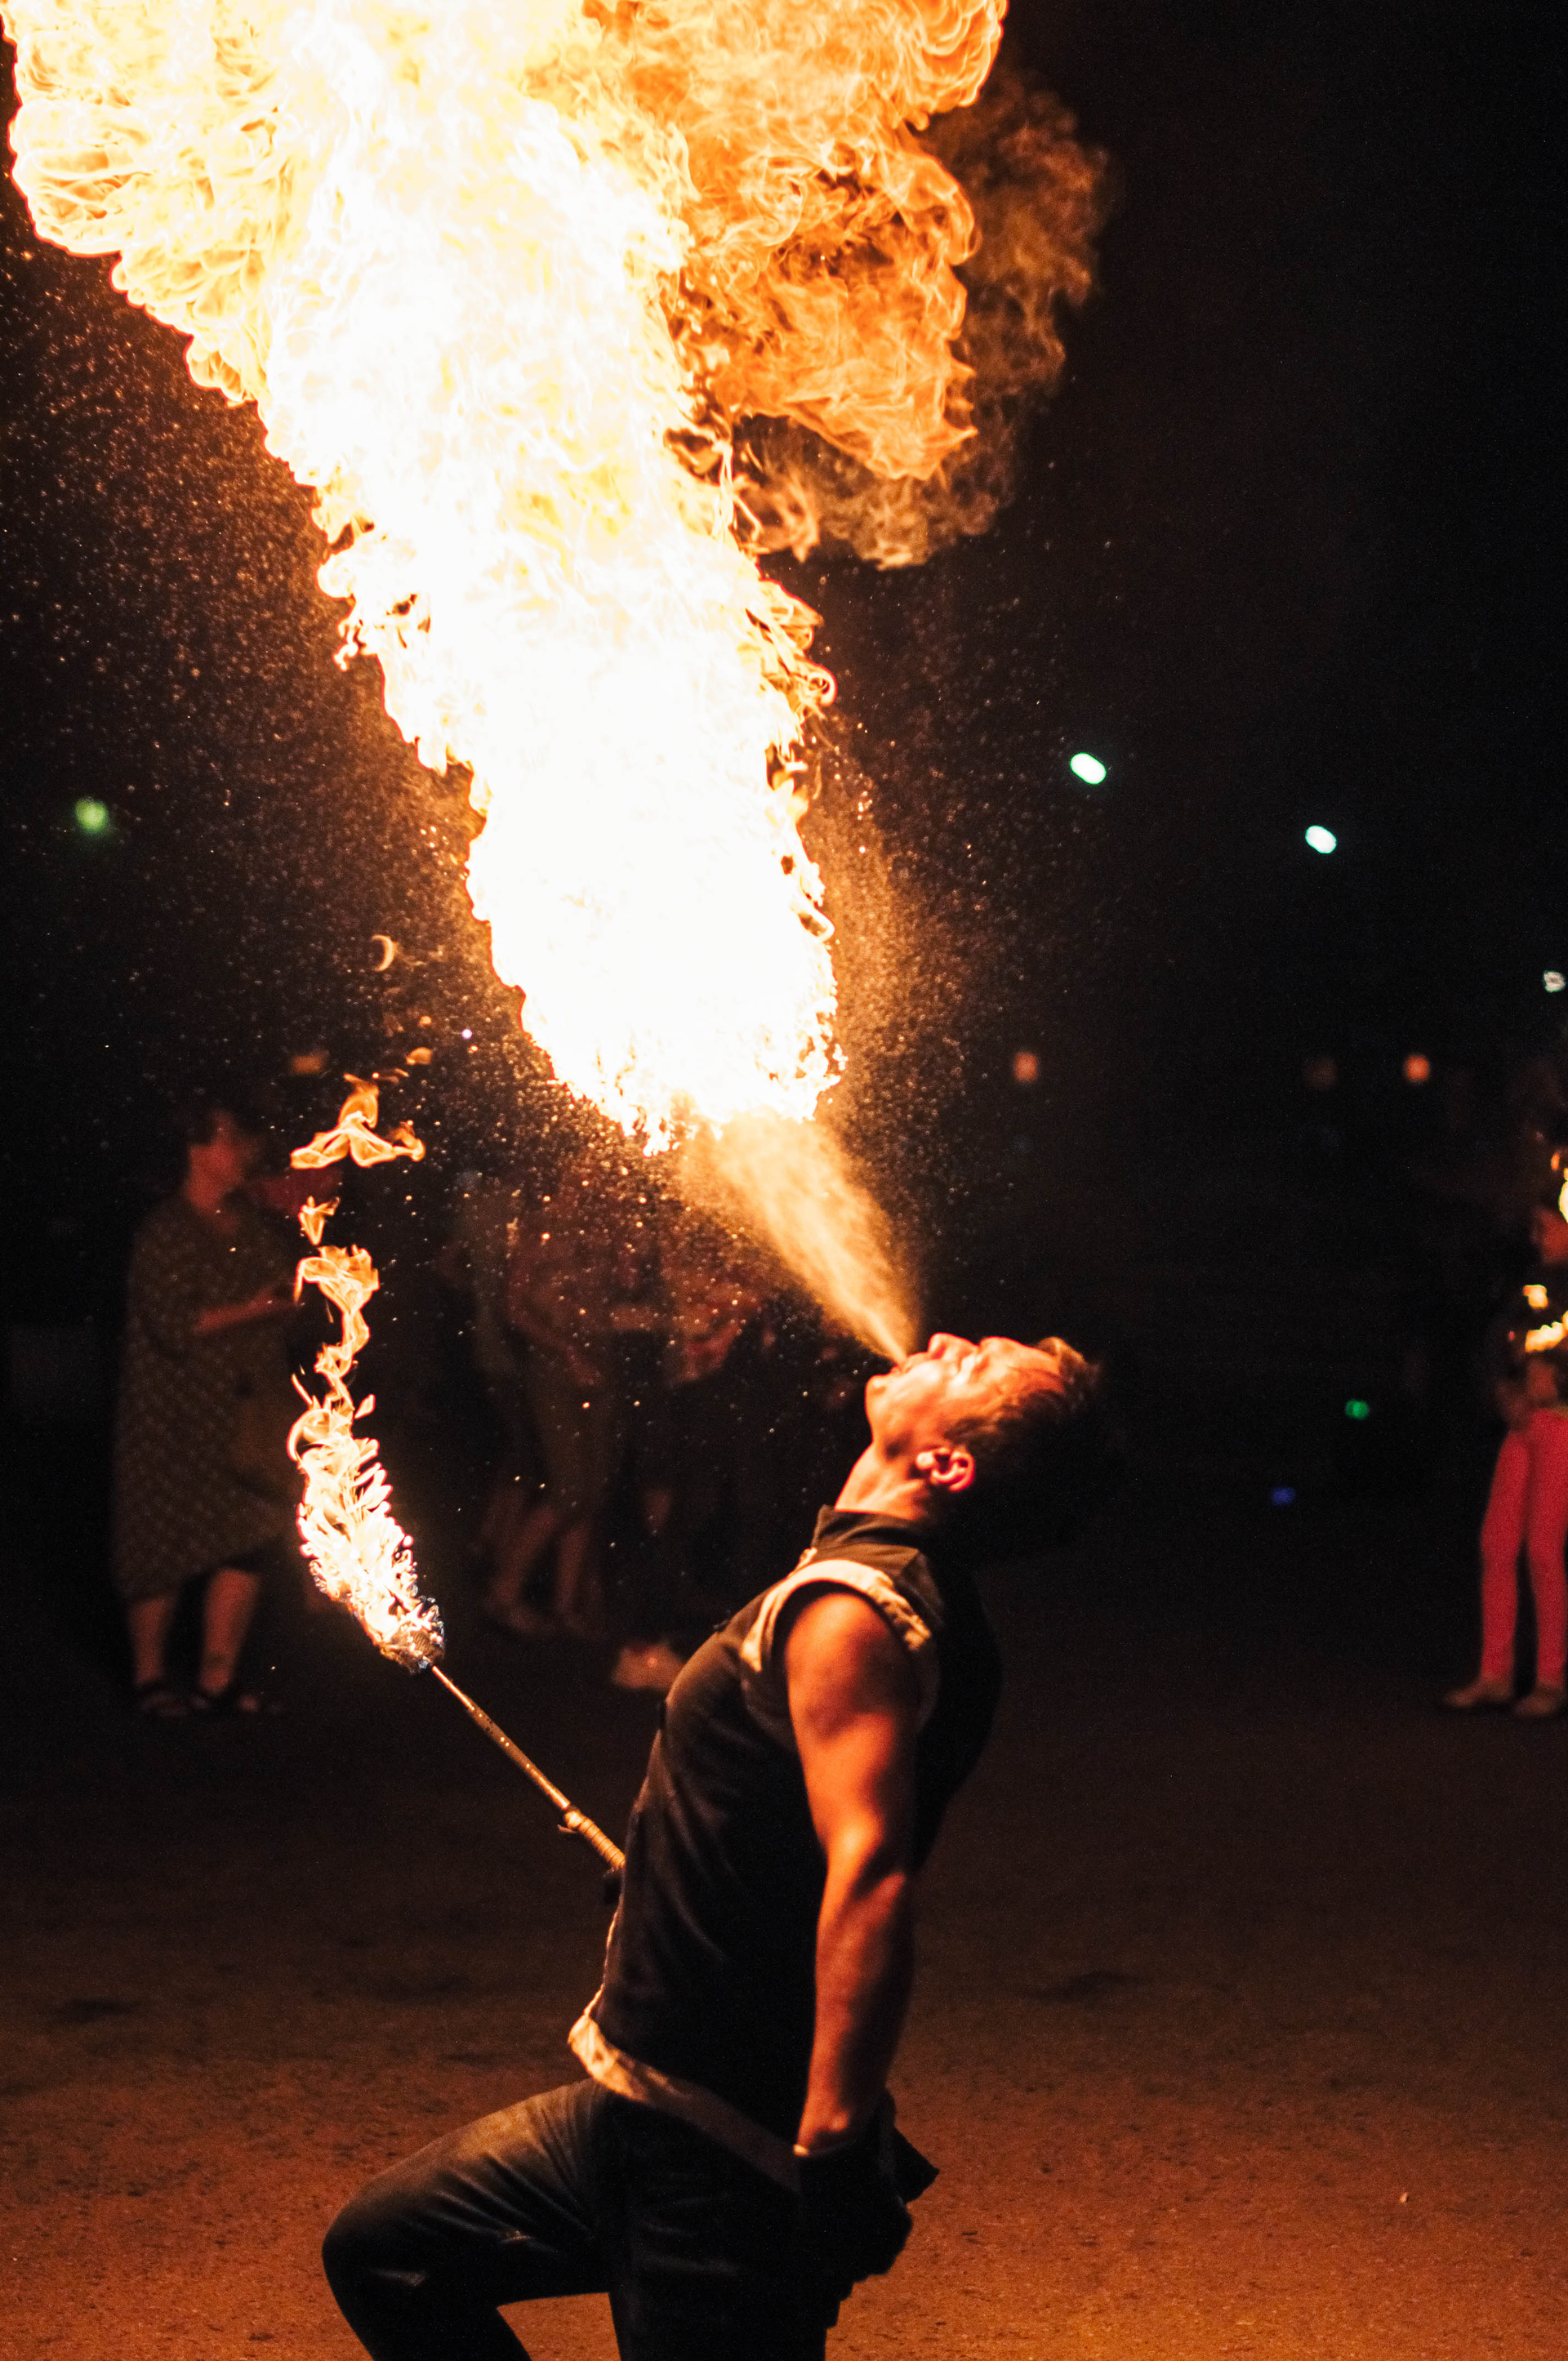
[1304,824,1337,855]
[74,797,111,836]
[1344,1398,1371,1422]
[1068,751,1107,786]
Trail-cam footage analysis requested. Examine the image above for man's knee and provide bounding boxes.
[322,2196,368,2300]
[322,2183,414,2305]
[323,2191,446,2361]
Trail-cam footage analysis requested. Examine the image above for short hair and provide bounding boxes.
[942,1337,1120,1560]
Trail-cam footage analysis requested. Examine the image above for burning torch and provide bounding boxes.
[287,1080,624,1878]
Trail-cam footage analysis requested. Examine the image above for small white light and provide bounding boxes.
[1304,825,1337,855]
[1544,971,1565,995]
[1068,751,1107,786]
[460,1027,474,1039]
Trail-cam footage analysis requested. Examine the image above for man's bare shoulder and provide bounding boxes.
[782,1582,919,1721]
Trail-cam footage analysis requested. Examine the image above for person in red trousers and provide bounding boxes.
[1446,1187,1568,1719]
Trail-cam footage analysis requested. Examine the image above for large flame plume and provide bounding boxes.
[5,0,1098,1151]
[287,1079,443,1668]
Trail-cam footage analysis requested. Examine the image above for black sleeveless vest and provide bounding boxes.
[587,1508,1003,2140]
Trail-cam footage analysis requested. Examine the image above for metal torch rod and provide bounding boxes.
[431,1665,626,1874]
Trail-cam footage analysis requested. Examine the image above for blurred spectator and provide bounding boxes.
[113,1095,296,1716]
[600,1214,791,1693]
[1388,1048,1568,1483]
[649,1225,777,1630]
[598,1211,682,1689]
[438,1169,544,1600]
[1445,1185,1568,1717]
[479,1174,623,1641]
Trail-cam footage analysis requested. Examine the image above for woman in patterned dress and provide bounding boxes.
[114,1099,296,1715]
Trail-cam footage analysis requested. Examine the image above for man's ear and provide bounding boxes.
[914,1443,977,1497]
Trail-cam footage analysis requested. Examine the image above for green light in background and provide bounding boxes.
[1069,751,1107,786]
[1304,824,1338,855]
[74,797,111,836]
[1344,1397,1371,1421]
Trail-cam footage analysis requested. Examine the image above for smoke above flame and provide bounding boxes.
[5,0,1098,1153]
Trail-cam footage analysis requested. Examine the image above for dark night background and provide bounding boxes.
[4,10,1568,2357]
[3,1,1562,1361]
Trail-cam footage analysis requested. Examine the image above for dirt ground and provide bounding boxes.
[5,1450,1567,2360]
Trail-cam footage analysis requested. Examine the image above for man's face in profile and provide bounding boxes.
[865,1332,1071,1460]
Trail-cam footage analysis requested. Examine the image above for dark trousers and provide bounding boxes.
[323,2079,828,2361]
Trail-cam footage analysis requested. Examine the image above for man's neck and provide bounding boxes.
[833,1444,938,1530]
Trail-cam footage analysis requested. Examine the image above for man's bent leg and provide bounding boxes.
[599,2102,826,2361]
[323,2081,611,2360]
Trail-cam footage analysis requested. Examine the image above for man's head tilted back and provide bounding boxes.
[849,1331,1116,1557]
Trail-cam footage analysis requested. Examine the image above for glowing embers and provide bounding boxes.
[287,1082,442,1671]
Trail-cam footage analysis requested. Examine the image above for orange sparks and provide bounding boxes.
[287,1084,442,1669]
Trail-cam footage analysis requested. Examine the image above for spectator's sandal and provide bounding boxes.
[133,1679,190,1719]
[191,1682,282,1718]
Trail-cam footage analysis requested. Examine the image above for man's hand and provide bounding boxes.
[795,2125,911,2307]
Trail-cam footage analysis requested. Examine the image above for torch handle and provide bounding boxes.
[431,1666,626,1874]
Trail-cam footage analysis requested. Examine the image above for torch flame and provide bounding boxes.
[298,1196,338,1246]
[287,1083,442,1668]
[292,1074,425,1169]
[1,0,1098,1152]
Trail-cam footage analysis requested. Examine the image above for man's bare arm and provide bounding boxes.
[785,1588,920,2152]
